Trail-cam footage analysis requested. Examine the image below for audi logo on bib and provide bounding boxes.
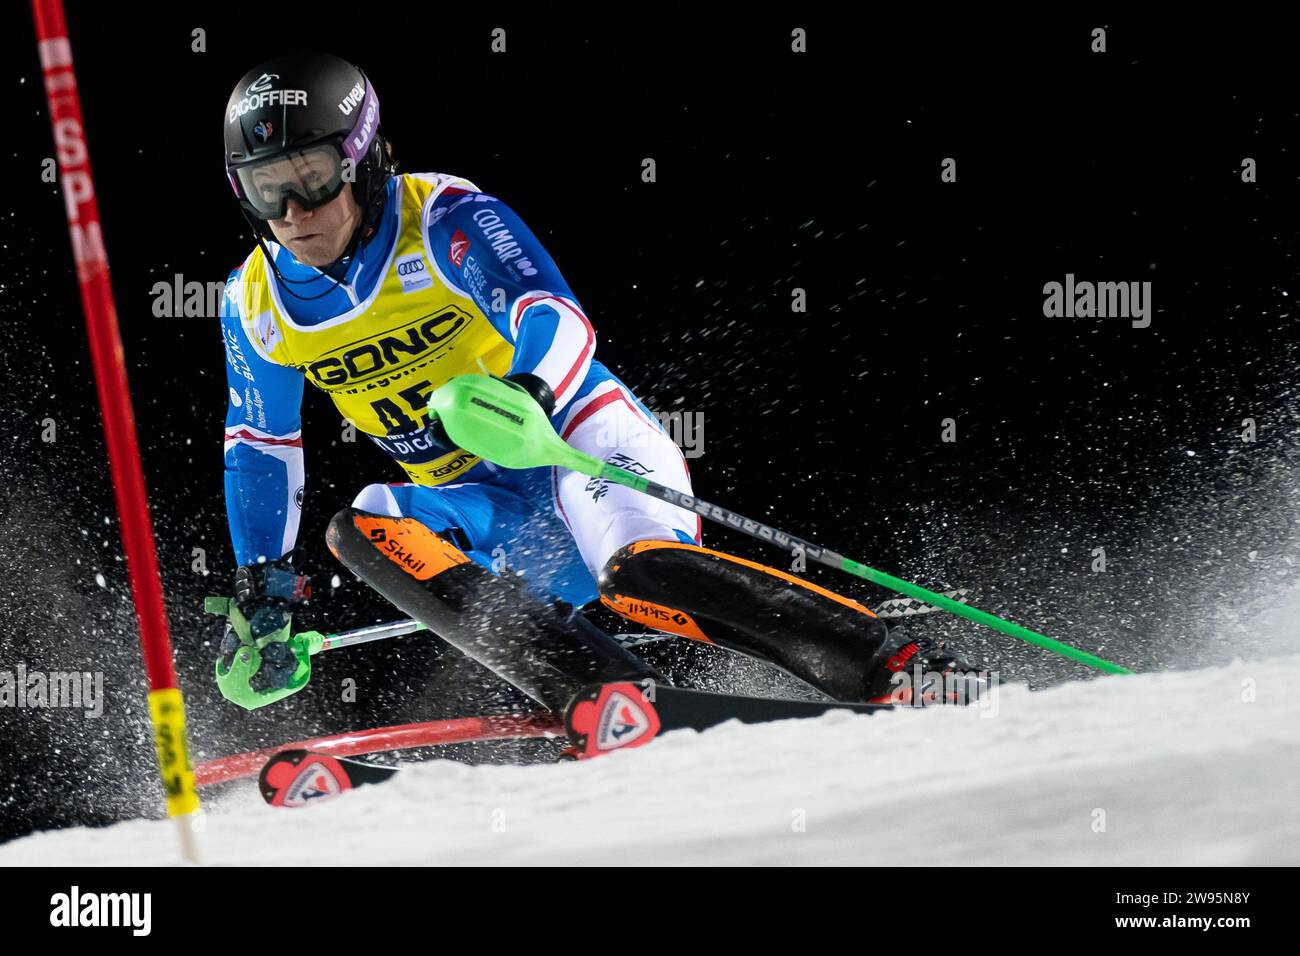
[395,253,433,293]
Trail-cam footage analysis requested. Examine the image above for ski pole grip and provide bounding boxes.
[296,631,327,656]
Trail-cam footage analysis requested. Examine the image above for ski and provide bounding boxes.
[259,749,398,808]
[257,684,892,806]
[563,681,889,758]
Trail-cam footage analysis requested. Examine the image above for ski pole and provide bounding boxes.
[428,374,1133,676]
[303,589,974,654]
[296,618,684,655]
[305,618,427,653]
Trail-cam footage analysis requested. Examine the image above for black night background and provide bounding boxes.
[0,10,1297,844]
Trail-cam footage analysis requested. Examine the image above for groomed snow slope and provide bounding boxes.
[3,654,1298,866]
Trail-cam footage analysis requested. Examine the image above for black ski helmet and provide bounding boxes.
[223,52,394,250]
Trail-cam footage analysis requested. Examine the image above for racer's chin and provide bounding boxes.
[283,232,345,268]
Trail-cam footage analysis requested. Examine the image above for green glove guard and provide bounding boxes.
[206,596,316,711]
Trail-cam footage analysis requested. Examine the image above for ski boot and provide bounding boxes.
[863,628,986,706]
[598,538,988,706]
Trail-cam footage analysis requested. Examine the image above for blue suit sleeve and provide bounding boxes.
[221,268,307,566]
[428,191,596,414]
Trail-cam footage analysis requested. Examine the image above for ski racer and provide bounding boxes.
[217,52,968,716]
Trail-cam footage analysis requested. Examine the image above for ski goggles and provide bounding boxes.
[231,143,348,221]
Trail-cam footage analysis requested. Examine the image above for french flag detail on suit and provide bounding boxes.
[509,293,595,413]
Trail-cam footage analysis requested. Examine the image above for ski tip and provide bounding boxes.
[258,749,358,808]
[564,682,663,759]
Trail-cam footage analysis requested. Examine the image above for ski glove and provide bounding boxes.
[207,555,313,710]
[499,372,556,417]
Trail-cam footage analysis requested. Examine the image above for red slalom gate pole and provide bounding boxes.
[31,0,201,859]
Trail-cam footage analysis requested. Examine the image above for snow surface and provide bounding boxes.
[3,653,1298,866]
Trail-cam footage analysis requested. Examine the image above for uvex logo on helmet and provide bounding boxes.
[349,92,378,157]
[337,81,366,115]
